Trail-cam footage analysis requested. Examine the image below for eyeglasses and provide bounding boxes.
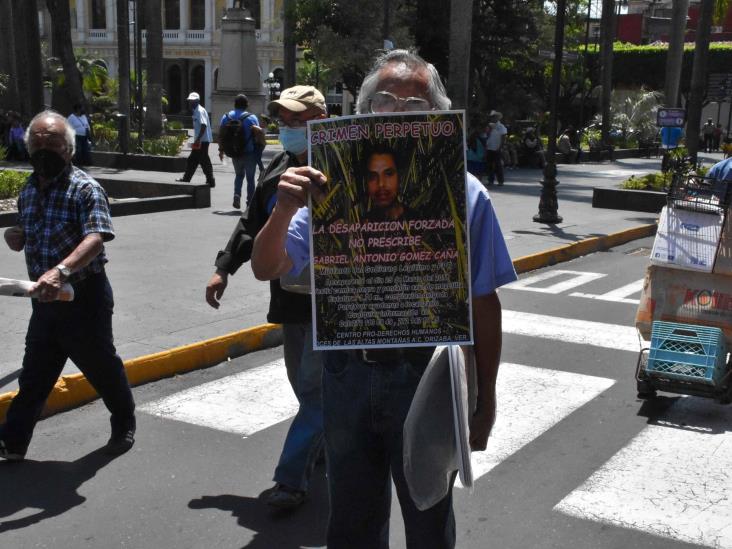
[369,91,432,114]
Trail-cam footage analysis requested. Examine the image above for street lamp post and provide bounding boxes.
[130,0,143,152]
[534,0,567,224]
[264,72,281,102]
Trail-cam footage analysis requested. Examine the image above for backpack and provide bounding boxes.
[220,111,259,157]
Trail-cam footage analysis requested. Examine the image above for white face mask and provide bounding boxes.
[278,126,308,155]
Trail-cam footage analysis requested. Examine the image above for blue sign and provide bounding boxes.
[657,108,686,127]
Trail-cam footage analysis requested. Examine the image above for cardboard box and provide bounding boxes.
[635,265,732,345]
[713,206,732,275]
[650,206,723,273]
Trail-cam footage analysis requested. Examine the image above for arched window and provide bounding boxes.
[191,65,205,105]
[167,65,182,113]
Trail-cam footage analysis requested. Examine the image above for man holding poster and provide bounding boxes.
[252,50,516,548]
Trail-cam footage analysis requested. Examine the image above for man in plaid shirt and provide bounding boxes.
[0,111,136,461]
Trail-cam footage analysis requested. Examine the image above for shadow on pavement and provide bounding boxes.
[0,369,21,389]
[0,448,118,533]
[188,475,328,549]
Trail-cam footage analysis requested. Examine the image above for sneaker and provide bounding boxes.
[175,177,190,182]
[233,195,241,209]
[104,427,135,456]
[0,438,26,461]
[263,483,306,509]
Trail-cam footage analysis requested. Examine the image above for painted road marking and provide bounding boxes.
[555,397,732,548]
[504,270,606,294]
[503,310,640,352]
[140,359,297,436]
[570,278,644,305]
[460,363,615,487]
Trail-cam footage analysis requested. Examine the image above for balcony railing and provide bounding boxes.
[87,30,113,42]
[139,29,211,44]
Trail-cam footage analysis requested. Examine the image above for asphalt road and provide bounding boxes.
[3,236,729,549]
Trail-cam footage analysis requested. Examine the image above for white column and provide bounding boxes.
[106,0,114,29]
[180,0,189,30]
[204,57,212,110]
[204,0,212,32]
[77,0,86,35]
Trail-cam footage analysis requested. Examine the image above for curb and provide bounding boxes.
[0,223,657,422]
[0,324,282,423]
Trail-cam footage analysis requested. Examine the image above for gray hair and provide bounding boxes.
[24,110,76,156]
[355,49,451,114]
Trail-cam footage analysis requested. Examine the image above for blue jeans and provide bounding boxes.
[322,350,456,549]
[273,323,324,491]
[231,154,258,204]
[0,272,136,451]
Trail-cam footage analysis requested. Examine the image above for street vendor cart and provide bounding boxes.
[635,171,732,403]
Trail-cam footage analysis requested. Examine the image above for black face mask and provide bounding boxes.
[30,149,68,179]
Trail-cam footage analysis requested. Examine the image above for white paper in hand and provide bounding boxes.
[448,345,473,489]
[0,277,74,301]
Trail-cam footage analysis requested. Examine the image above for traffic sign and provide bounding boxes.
[657,107,686,127]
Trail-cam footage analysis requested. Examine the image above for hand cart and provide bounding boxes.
[635,172,732,404]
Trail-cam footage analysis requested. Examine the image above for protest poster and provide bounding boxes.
[307,111,472,349]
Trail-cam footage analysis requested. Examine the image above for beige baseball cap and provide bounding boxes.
[267,85,326,115]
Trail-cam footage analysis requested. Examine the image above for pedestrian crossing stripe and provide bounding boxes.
[555,396,732,549]
[502,310,641,351]
[140,359,297,437]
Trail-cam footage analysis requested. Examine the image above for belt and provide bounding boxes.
[355,346,436,368]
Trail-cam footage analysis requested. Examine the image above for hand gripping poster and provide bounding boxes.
[307,111,472,349]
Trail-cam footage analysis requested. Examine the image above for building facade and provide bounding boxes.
[60,0,285,115]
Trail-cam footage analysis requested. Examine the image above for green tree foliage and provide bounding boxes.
[290,0,415,94]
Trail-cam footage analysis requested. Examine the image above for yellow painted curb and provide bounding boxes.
[512,223,656,274]
[0,223,656,422]
[0,323,282,423]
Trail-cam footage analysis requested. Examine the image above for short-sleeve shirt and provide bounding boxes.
[485,122,508,151]
[192,104,212,143]
[284,173,517,298]
[708,157,732,182]
[17,166,114,284]
[219,109,260,155]
[68,113,91,137]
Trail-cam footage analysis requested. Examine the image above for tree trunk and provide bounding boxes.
[685,0,714,161]
[447,0,473,109]
[144,0,164,137]
[117,0,131,119]
[664,0,689,107]
[46,0,86,114]
[283,0,296,88]
[13,0,45,118]
[0,0,20,112]
[599,0,616,146]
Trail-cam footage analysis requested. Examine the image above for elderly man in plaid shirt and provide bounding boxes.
[0,111,136,461]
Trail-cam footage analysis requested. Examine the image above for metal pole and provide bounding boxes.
[578,0,593,129]
[135,0,144,152]
[534,0,566,224]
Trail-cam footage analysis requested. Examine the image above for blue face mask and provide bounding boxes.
[278,126,308,155]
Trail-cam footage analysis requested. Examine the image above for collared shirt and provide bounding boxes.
[192,104,213,143]
[17,166,114,284]
[708,157,732,182]
[68,113,91,137]
[285,173,518,298]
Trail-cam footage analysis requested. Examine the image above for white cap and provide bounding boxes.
[187,92,200,101]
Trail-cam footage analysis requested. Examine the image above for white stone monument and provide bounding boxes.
[211,7,266,130]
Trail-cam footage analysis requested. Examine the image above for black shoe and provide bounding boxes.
[104,427,135,456]
[175,177,190,182]
[207,179,216,188]
[0,438,26,461]
[263,483,306,509]
[233,195,241,209]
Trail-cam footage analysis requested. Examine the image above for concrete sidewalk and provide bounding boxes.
[0,146,723,398]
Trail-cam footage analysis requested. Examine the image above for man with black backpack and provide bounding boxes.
[218,94,263,209]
